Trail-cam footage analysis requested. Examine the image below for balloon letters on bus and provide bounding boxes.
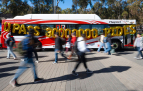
[4,22,137,38]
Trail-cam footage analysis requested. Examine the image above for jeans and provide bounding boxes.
[73,52,88,71]
[97,42,106,52]
[13,57,38,80]
[105,42,111,55]
[136,47,143,58]
[7,46,16,58]
[55,49,67,63]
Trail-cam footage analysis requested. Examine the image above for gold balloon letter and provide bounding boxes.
[27,26,34,34]
[45,28,52,37]
[129,25,136,34]
[85,29,91,39]
[103,28,110,37]
[52,28,58,38]
[65,29,71,38]
[78,29,85,37]
[91,29,98,38]
[19,24,26,34]
[34,26,40,36]
[4,22,11,32]
[12,23,20,33]
[59,28,65,38]
[116,26,123,36]
[123,25,130,35]
[72,29,78,37]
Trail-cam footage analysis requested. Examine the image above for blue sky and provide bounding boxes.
[28,0,92,10]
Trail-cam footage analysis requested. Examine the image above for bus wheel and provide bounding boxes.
[111,42,121,50]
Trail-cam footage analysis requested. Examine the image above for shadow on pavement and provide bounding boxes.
[0,62,18,66]
[0,73,14,79]
[114,52,133,56]
[0,66,19,73]
[19,66,131,86]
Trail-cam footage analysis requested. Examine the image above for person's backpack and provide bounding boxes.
[60,38,66,45]
[16,39,27,56]
[73,41,79,53]
[103,37,108,43]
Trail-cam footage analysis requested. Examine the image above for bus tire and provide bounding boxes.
[111,41,121,50]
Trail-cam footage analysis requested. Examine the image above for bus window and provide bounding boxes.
[40,24,54,36]
[66,25,76,30]
[77,25,90,30]
[92,25,109,35]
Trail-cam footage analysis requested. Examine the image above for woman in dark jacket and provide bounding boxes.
[105,34,113,55]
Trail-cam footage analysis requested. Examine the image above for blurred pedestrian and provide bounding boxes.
[65,35,72,53]
[72,34,93,76]
[105,34,113,55]
[67,32,77,59]
[54,32,68,64]
[97,33,106,53]
[6,33,17,60]
[134,33,143,59]
[9,29,43,87]
[32,36,42,63]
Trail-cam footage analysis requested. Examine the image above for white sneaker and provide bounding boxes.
[35,60,39,63]
[136,58,140,60]
[53,62,58,64]
[140,57,143,59]
[134,57,137,58]
[21,59,24,61]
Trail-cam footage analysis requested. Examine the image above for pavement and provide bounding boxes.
[0,49,143,91]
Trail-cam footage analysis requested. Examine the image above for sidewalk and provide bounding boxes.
[0,50,143,91]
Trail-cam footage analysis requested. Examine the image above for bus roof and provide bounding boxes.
[13,14,101,20]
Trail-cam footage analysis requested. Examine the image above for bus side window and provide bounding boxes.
[40,24,54,36]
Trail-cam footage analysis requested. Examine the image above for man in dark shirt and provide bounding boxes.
[54,32,68,64]
[6,33,17,59]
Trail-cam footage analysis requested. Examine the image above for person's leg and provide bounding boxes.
[29,58,38,79]
[60,49,67,59]
[81,53,88,69]
[73,55,82,72]
[108,45,111,55]
[7,47,10,58]
[9,46,16,59]
[12,60,28,80]
[136,47,140,58]
[97,42,103,52]
[105,42,110,53]
[54,49,58,63]
[33,50,38,61]
[103,43,107,52]
[66,48,69,53]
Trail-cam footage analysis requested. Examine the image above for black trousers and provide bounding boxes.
[33,50,38,60]
[74,52,87,71]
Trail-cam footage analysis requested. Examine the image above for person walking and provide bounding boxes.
[65,35,72,53]
[97,33,106,53]
[9,30,43,87]
[54,32,68,64]
[32,36,41,63]
[6,33,17,60]
[72,34,93,76]
[105,34,113,55]
[133,33,143,59]
[67,32,77,59]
